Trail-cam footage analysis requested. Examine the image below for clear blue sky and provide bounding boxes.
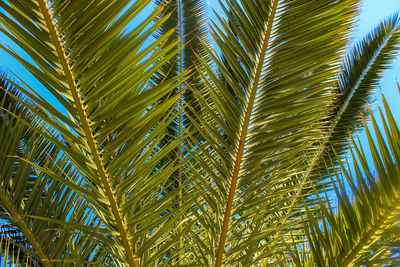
[0,0,399,145]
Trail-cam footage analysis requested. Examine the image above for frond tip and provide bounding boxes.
[306,93,400,266]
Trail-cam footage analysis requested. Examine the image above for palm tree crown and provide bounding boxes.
[0,0,400,266]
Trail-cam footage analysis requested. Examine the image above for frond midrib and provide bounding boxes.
[0,188,51,267]
[215,1,280,266]
[267,21,399,248]
[318,24,397,162]
[36,1,136,266]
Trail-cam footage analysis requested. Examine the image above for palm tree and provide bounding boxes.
[0,0,400,266]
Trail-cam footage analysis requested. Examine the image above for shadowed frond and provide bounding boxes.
[309,14,400,178]
[306,93,400,266]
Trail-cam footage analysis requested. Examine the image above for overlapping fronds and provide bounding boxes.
[184,0,361,265]
[0,234,37,266]
[0,0,399,266]
[0,76,114,265]
[306,93,400,266]
[152,0,210,178]
[0,0,189,265]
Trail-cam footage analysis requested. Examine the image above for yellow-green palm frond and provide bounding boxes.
[306,92,400,266]
[0,1,189,265]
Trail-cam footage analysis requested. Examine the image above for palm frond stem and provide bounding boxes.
[215,1,279,265]
[0,188,51,267]
[178,0,185,263]
[36,1,136,265]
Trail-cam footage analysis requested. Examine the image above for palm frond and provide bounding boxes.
[1,1,189,265]
[0,233,37,266]
[184,0,360,265]
[1,0,399,266]
[306,93,400,266]
[310,14,400,178]
[1,75,111,266]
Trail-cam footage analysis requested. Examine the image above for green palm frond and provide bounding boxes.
[150,2,211,263]
[0,0,400,266]
[0,233,37,266]
[185,0,359,265]
[306,93,400,266]
[1,1,188,265]
[1,75,115,266]
[310,14,400,178]
[152,0,210,174]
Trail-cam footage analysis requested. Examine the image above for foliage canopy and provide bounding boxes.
[0,0,400,266]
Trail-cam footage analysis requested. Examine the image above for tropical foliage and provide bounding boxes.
[0,0,400,266]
